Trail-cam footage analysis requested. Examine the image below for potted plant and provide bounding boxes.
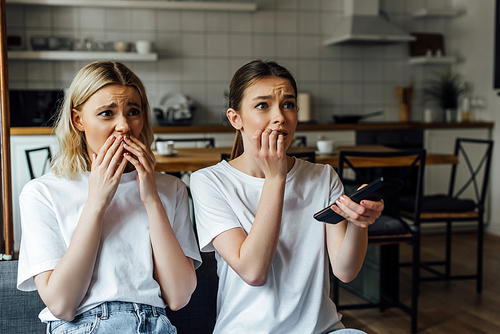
[423,70,464,122]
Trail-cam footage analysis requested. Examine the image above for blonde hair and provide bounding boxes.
[228,60,298,159]
[51,60,155,179]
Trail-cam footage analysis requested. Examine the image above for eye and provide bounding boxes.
[98,110,113,117]
[256,102,268,110]
[128,108,142,116]
[283,101,295,109]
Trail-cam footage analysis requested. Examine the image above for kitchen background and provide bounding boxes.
[7,0,461,126]
[5,0,500,242]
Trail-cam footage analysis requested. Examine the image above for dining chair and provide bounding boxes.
[25,146,52,180]
[331,148,426,334]
[399,138,493,293]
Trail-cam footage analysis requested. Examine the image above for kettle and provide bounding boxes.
[154,92,195,126]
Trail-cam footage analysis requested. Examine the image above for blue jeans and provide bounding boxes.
[46,301,177,334]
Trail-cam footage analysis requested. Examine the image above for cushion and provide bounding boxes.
[368,214,409,236]
[0,261,46,333]
[400,194,477,213]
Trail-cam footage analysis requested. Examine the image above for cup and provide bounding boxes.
[316,140,335,154]
[157,141,174,155]
[135,40,153,54]
[114,41,130,52]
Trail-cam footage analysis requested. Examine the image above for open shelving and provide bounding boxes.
[6,0,258,11]
[411,7,464,18]
[8,50,158,62]
[408,56,457,66]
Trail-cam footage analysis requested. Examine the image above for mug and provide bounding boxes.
[157,141,174,155]
[135,40,153,54]
[316,140,335,154]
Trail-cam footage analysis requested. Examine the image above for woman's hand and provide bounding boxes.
[88,135,128,208]
[331,185,384,229]
[251,128,287,179]
[122,135,159,204]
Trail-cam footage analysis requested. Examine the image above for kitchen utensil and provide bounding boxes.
[154,92,195,126]
[114,41,130,52]
[396,78,414,122]
[332,110,384,124]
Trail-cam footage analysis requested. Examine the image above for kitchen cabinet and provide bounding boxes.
[8,50,158,62]
[11,135,57,252]
[6,0,257,12]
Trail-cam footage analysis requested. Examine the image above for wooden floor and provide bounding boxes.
[338,232,500,334]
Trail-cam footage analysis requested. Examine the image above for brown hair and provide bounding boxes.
[51,60,155,179]
[228,59,298,159]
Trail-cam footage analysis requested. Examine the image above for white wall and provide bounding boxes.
[450,0,500,235]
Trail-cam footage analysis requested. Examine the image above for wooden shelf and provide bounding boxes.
[409,56,457,65]
[6,0,258,11]
[412,8,464,18]
[8,50,158,61]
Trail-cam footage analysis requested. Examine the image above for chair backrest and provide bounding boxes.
[25,146,52,180]
[337,149,426,224]
[0,260,46,333]
[449,138,493,211]
[156,137,215,148]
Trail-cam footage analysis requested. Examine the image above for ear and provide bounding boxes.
[71,108,84,132]
[227,108,242,130]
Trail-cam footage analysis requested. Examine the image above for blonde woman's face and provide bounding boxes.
[72,85,144,159]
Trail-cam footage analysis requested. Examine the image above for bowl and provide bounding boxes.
[113,41,130,52]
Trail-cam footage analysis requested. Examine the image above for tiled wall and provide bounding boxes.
[7,0,454,125]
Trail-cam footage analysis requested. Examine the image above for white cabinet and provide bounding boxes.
[11,135,57,252]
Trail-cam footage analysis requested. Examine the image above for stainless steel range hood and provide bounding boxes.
[324,0,415,46]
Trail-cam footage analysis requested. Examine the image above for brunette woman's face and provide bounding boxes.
[229,76,298,150]
[72,84,144,159]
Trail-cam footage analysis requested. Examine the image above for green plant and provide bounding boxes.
[423,71,464,109]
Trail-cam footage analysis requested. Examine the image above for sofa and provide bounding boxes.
[0,251,218,334]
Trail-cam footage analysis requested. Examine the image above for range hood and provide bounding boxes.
[324,0,416,45]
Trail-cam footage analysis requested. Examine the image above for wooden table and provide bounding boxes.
[154,145,458,173]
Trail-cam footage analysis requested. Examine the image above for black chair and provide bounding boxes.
[332,149,426,334]
[25,146,52,180]
[0,260,47,333]
[400,138,493,293]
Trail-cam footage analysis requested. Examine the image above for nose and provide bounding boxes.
[272,106,286,124]
[115,115,131,135]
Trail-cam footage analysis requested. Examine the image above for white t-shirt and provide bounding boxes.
[17,170,201,322]
[190,158,345,334]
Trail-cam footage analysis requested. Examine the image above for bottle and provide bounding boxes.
[460,82,473,122]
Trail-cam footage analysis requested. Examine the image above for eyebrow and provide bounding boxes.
[252,94,296,100]
[96,101,141,110]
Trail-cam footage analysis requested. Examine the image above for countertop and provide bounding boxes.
[10,121,495,135]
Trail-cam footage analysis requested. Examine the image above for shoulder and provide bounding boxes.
[292,158,337,179]
[21,172,77,196]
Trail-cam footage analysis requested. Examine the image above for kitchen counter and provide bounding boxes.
[10,121,494,135]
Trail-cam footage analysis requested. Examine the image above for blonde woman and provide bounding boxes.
[17,61,201,334]
[191,60,383,333]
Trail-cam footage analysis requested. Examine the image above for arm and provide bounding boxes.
[34,135,128,321]
[123,136,196,310]
[326,194,384,283]
[212,129,287,286]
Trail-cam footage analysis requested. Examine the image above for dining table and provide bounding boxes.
[154,145,458,173]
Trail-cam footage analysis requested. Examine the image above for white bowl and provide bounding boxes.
[113,41,130,52]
